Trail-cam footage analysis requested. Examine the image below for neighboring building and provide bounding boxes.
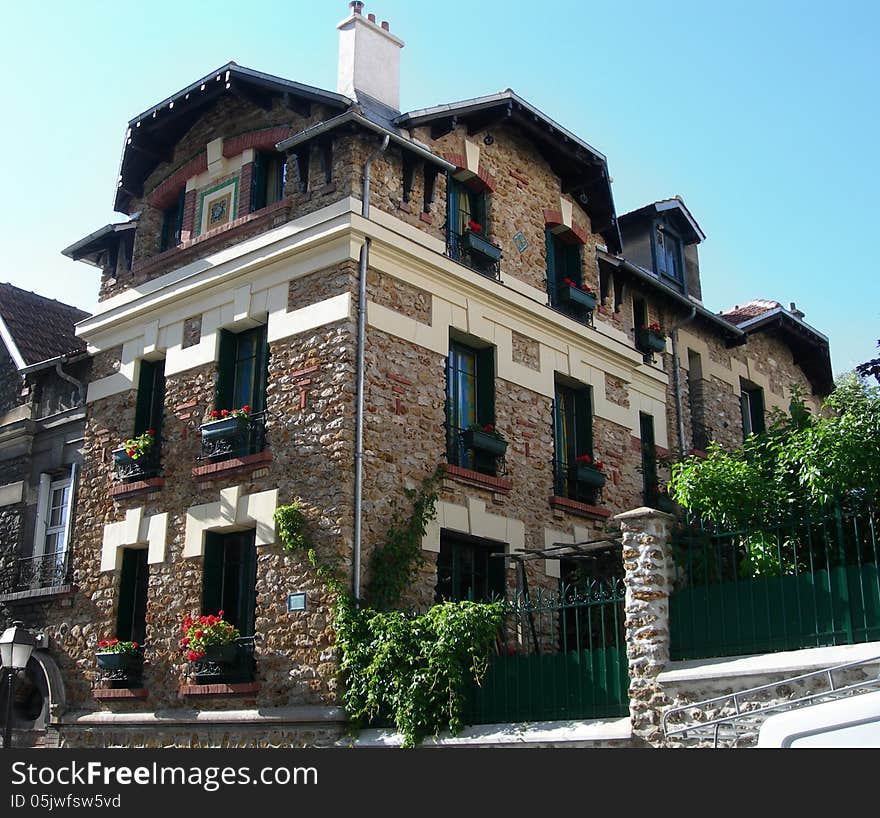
[24,3,833,746]
[0,282,91,746]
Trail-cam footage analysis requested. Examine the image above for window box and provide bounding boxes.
[203,643,241,665]
[112,445,160,482]
[560,284,597,311]
[575,464,606,489]
[637,328,667,353]
[461,231,502,264]
[200,415,247,442]
[96,652,136,672]
[462,428,508,458]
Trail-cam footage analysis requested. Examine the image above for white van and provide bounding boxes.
[757,690,880,747]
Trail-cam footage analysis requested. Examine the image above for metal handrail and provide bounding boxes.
[662,653,880,746]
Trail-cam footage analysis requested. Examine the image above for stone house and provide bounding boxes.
[27,3,833,747]
[0,282,91,745]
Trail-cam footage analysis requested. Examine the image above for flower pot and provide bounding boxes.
[203,643,240,664]
[575,464,606,489]
[461,231,502,264]
[96,652,134,671]
[638,328,667,353]
[462,429,508,457]
[200,416,247,442]
[561,284,597,311]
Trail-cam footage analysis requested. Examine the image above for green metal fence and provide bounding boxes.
[466,581,629,724]
[670,494,880,660]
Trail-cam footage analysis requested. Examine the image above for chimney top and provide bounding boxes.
[337,4,405,110]
[789,302,806,319]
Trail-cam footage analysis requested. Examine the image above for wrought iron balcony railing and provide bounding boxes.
[113,441,162,482]
[447,230,502,280]
[553,459,603,505]
[189,637,256,684]
[446,424,507,477]
[199,411,268,461]
[0,551,71,595]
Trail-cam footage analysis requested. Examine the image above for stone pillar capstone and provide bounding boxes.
[614,507,676,747]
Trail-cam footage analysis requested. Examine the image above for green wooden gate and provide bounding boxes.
[467,581,629,724]
[670,496,880,660]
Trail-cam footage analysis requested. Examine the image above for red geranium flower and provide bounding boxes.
[210,410,220,419]
[467,220,483,233]
[220,409,229,417]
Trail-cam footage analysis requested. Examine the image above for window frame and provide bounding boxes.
[250,151,287,212]
[651,220,685,292]
[553,380,596,503]
[116,548,149,644]
[446,340,496,474]
[160,188,186,252]
[740,382,766,438]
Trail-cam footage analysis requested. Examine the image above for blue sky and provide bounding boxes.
[1,0,876,375]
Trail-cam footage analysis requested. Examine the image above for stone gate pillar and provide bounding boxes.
[614,507,676,747]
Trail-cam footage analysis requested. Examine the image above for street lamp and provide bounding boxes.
[0,621,36,749]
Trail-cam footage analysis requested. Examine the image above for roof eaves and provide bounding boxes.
[62,220,137,262]
[736,307,829,345]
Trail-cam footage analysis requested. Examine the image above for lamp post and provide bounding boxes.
[0,621,36,749]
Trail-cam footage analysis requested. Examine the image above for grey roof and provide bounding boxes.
[619,198,706,244]
[62,217,138,268]
[0,283,90,369]
[114,62,352,212]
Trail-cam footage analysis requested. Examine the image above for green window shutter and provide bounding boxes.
[134,360,156,435]
[475,346,495,426]
[575,388,593,459]
[255,326,269,413]
[545,228,558,300]
[116,548,138,641]
[251,152,266,212]
[236,536,257,637]
[201,532,224,616]
[640,413,657,500]
[447,175,460,242]
[174,187,185,244]
[215,330,236,411]
[752,389,766,434]
[552,391,564,465]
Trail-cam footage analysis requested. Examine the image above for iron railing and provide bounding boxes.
[447,230,501,280]
[552,459,602,505]
[446,425,507,477]
[670,494,880,660]
[114,443,162,482]
[467,582,629,724]
[96,647,145,689]
[0,552,71,594]
[199,411,268,461]
[190,637,256,684]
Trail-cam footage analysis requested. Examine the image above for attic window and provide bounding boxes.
[251,151,287,212]
[160,188,185,252]
[653,222,684,291]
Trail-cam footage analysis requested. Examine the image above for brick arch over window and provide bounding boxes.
[442,153,497,193]
[147,154,208,210]
[544,209,588,245]
[221,126,294,158]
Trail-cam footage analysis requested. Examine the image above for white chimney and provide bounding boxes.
[337,2,405,110]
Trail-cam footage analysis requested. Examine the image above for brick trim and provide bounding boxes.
[222,127,294,158]
[93,688,149,700]
[132,198,293,279]
[238,161,254,218]
[549,495,613,520]
[444,464,512,493]
[442,153,497,192]
[109,477,165,501]
[192,450,273,482]
[147,154,209,210]
[179,682,260,697]
[544,209,588,245]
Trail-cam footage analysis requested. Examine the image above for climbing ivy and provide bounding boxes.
[274,465,502,747]
[366,465,445,610]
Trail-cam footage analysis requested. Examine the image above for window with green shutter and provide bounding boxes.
[134,359,165,438]
[740,380,766,438]
[640,412,659,505]
[160,187,185,252]
[553,380,596,502]
[201,530,257,638]
[546,229,587,321]
[250,151,287,212]
[116,548,148,644]
[435,532,506,603]
[216,326,269,414]
[446,341,497,475]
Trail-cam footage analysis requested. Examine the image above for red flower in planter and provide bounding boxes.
[467,220,483,233]
[575,454,592,464]
[210,410,220,419]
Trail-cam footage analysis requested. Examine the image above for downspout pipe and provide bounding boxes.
[54,360,86,406]
[669,306,697,457]
[353,134,390,604]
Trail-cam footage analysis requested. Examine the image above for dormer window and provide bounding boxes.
[160,188,186,252]
[652,222,684,290]
[251,151,287,212]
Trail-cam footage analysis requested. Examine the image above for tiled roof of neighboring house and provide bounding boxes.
[719,299,783,325]
[0,283,91,368]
